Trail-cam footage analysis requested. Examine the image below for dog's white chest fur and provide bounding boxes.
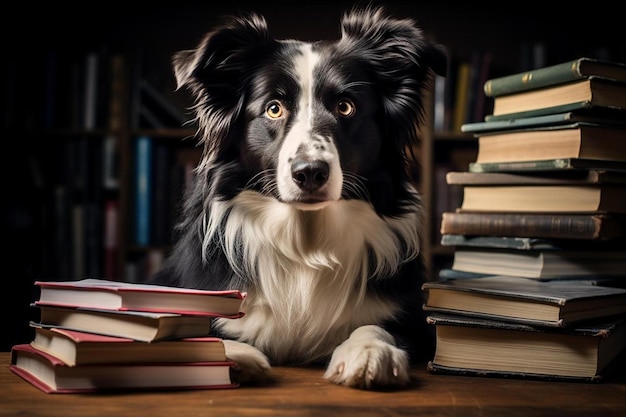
[211,191,420,363]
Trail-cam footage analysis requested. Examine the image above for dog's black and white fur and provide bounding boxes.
[150,6,447,389]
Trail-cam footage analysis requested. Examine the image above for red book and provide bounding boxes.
[30,324,226,366]
[34,278,246,318]
[10,344,238,394]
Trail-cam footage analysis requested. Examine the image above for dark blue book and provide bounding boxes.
[134,136,153,246]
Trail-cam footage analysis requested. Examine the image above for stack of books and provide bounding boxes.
[10,278,246,393]
[424,57,626,382]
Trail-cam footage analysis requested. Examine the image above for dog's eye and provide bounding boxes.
[335,99,356,118]
[265,101,284,119]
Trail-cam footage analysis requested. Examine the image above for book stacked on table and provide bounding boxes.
[424,57,626,382]
[10,278,246,393]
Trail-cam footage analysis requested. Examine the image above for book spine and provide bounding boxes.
[134,136,153,246]
[452,62,471,132]
[440,212,604,240]
[483,58,585,97]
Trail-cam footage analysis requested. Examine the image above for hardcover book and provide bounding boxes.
[468,158,626,173]
[461,110,626,134]
[33,305,213,342]
[29,325,226,366]
[483,57,626,97]
[446,169,626,186]
[426,313,626,382]
[421,276,626,327]
[457,184,626,213]
[449,246,626,279]
[439,212,626,240]
[435,268,625,287]
[440,234,577,251]
[10,344,238,394]
[34,278,246,318]
[489,77,626,120]
[472,124,626,164]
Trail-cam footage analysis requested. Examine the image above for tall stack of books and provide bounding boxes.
[10,279,246,393]
[423,57,626,382]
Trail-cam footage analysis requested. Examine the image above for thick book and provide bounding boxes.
[29,325,226,366]
[468,158,626,173]
[450,246,626,279]
[441,234,577,251]
[10,344,238,394]
[489,77,626,119]
[446,169,626,186]
[458,184,626,213]
[436,268,625,287]
[426,313,626,382]
[33,305,213,342]
[473,123,626,164]
[483,57,626,97]
[421,276,626,327]
[462,110,626,134]
[439,212,626,240]
[34,278,246,318]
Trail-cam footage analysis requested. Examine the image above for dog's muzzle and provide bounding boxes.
[291,159,330,192]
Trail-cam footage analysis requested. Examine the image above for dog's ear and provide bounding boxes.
[339,6,448,81]
[172,13,276,154]
[172,12,274,91]
[338,6,448,145]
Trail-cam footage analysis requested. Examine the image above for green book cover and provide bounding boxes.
[462,110,626,134]
[484,101,626,122]
[468,158,626,173]
[483,57,626,97]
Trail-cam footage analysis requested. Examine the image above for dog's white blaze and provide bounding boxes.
[211,190,421,363]
[276,44,343,205]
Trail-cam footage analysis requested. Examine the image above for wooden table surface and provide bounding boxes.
[2,352,626,417]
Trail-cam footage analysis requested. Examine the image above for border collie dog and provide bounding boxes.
[150,6,447,389]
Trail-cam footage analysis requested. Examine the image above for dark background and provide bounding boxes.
[1,1,624,351]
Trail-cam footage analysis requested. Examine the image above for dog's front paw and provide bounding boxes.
[323,325,410,390]
[223,340,272,384]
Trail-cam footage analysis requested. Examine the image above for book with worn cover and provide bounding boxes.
[435,268,625,287]
[483,57,626,97]
[469,158,626,173]
[473,123,626,164]
[29,324,226,366]
[462,110,626,134]
[488,78,626,120]
[458,184,626,213]
[450,246,626,279]
[439,212,626,240]
[440,234,584,251]
[421,276,626,327]
[10,344,238,394]
[33,305,213,342]
[446,169,626,186]
[34,278,246,318]
[426,313,626,382]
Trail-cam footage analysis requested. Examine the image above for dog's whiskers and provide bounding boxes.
[341,172,370,202]
[246,170,278,197]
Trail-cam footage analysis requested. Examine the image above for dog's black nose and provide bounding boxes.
[291,160,329,191]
